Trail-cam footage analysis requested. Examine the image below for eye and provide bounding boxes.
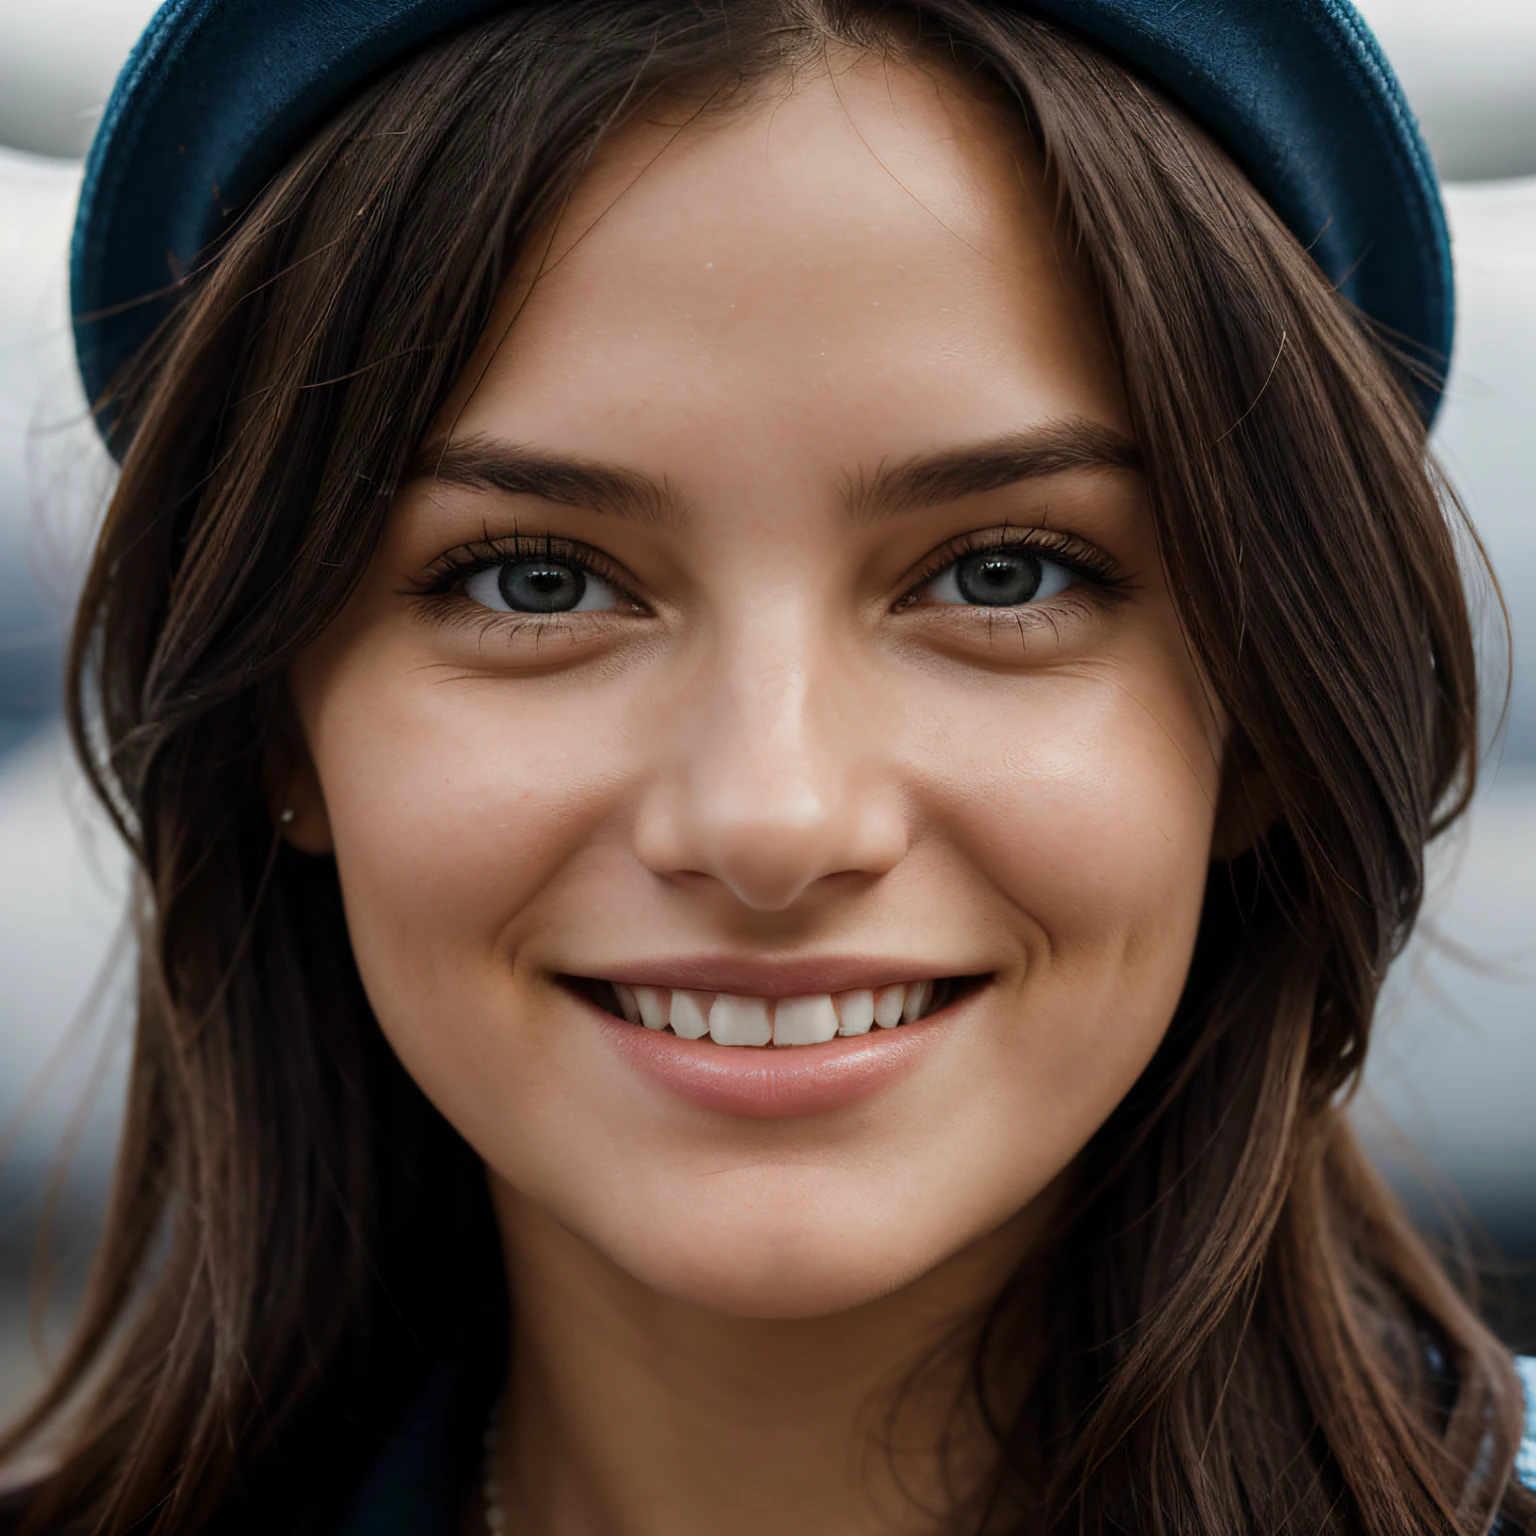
[920,546,1076,607]
[463,556,623,614]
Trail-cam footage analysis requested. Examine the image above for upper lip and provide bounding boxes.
[578,955,976,998]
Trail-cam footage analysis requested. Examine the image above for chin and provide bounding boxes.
[630,1233,925,1321]
[495,1150,1032,1323]
[592,1184,965,1320]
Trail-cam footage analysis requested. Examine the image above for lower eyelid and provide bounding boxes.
[940,592,1103,642]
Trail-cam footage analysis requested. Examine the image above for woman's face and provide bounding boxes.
[289,56,1223,1319]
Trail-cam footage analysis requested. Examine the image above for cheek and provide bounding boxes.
[302,658,635,1036]
[921,662,1218,1103]
[980,681,1216,939]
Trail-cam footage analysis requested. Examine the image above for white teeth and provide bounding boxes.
[873,984,905,1029]
[668,989,712,1040]
[773,994,840,1046]
[634,986,668,1031]
[709,993,773,1047]
[902,980,932,1024]
[612,979,944,1042]
[836,989,875,1036]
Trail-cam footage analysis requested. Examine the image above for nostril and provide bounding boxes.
[634,794,908,913]
[628,690,910,908]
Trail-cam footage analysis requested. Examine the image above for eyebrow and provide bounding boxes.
[411,416,1139,529]
[844,417,1142,522]
[411,438,688,529]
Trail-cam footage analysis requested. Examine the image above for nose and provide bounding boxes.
[632,622,908,912]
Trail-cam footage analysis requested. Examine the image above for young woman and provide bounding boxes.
[2,0,1532,1531]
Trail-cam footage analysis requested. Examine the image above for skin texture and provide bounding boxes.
[285,51,1224,1536]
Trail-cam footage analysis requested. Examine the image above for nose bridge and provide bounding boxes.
[726,619,822,810]
[635,603,904,910]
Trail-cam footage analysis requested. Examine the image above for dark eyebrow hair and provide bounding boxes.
[846,417,1142,522]
[410,418,1137,530]
[409,437,687,529]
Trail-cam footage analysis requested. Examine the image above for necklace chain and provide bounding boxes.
[482,1394,506,1531]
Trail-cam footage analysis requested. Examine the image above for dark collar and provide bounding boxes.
[332,1351,491,1536]
[331,1282,503,1536]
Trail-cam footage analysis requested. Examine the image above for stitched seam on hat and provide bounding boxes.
[82,0,222,236]
[1316,0,1451,358]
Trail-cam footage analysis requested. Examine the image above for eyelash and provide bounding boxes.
[894,525,1127,611]
[409,524,1126,619]
[411,533,642,609]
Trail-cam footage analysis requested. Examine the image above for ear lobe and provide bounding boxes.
[263,713,334,856]
[1210,735,1279,863]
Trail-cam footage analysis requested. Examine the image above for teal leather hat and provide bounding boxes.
[70,0,1454,446]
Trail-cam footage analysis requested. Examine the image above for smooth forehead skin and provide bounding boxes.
[288,53,1222,1329]
[444,55,1123,465]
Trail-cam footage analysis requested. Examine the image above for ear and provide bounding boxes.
[263,698,334,855]
[1210,732,1279,863]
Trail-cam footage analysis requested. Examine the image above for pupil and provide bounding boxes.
[955,550,1042,606]
[498,559,586,612]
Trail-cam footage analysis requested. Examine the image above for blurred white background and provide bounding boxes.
[0,0,1533,1416]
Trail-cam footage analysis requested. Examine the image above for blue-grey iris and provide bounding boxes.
[954,550,1042,606]
[499,559,587,612]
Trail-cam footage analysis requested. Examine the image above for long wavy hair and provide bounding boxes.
[1,2,1530,1531]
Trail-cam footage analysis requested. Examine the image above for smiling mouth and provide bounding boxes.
[570,976,977,1048]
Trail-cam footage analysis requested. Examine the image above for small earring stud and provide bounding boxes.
[279,808,295,825]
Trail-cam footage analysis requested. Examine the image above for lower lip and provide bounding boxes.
[587,998,958,1118]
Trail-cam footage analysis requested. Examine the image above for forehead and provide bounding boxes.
[443,51,1127,466]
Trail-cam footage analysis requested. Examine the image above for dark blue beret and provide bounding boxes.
[70,0,1453,446]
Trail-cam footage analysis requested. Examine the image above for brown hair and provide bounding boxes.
[2,2,1530,1531]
